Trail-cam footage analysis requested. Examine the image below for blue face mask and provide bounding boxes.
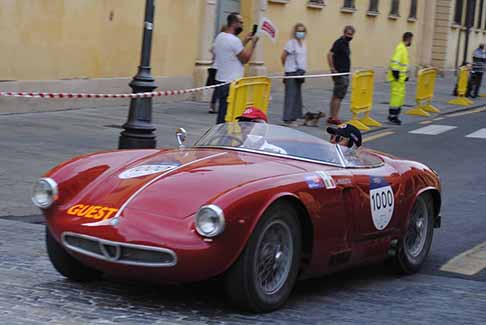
[295,32,306,39]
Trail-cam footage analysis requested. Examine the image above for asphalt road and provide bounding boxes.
[363,108,486,283]
[0,103,485,323]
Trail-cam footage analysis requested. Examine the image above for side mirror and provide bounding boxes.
[176,128,187,147]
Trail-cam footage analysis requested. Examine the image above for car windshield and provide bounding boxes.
[194,122,344,166]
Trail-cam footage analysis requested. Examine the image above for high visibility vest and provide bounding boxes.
[388,41,409,81]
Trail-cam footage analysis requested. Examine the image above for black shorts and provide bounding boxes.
[332,75,349,99]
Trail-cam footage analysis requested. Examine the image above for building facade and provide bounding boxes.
[0,1,484,98]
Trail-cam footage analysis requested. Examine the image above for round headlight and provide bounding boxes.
[195,205,225,238]
[32,177,58,208]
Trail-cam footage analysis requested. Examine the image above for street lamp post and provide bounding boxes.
[119,0,157,149]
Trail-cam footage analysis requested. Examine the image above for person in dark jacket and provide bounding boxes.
[327,25,355,125]
[467,44,486,98]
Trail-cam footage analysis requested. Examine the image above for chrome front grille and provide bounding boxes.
[62,232,177,267]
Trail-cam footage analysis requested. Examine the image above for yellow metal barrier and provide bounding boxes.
[347,70,381,131]
[225,76,271,122]
[448,66,474,106]
[406,68,439,117]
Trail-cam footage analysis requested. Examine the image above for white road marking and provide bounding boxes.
[409,124,457,135]
[440,242,486,275]
[465,128,486,139]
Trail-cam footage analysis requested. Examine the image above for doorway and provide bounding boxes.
[215,0,241,36]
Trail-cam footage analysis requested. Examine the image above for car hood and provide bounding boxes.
[62,148,305,221]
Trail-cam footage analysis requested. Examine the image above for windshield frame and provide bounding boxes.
[192,123,384,169]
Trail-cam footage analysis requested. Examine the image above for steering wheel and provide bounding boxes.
[207,135,244,146]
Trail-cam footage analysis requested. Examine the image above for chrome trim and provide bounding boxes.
[176,127,187,148]
[335,144,347,167]
[61,232,177,267]
[335,145,383,169]
[32,177,58,209]
[195,204,225,238]
[194,146,346,168]
[99,242,121,261]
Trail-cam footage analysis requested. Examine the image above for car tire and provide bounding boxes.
[46,227,102,282]
[394,193,434,274]
[224,201,302,313]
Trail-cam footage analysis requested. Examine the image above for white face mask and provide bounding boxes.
[295,32,306,39]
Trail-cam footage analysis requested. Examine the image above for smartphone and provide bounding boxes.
[251,24,258,36]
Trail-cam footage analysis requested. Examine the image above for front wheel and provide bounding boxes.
[46,227,102,282]
[394,193,434,274]
[224,201,302,313]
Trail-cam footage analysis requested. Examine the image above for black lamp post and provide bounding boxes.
[119,0,157,149]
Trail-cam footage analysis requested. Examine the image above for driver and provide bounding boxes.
[236,107,287,154]
[326,123,362,149]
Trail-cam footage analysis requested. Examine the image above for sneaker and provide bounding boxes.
[327,117,343,125]
[387,116,402,125]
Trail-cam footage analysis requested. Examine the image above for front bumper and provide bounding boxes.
[46,207,248,283]
[62,232,177,267]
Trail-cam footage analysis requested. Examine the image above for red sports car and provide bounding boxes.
[32,122,441,313]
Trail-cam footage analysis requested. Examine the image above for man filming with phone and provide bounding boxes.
[213,12,259,124]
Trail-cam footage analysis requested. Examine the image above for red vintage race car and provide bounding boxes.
[32,122,441,313]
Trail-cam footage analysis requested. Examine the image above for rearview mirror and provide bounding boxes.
[176,128,187,147]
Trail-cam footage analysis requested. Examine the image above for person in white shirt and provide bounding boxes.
[213,12,259,124]
[281,23,308,127]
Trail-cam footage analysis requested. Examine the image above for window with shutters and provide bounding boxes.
[477,0,484,29]
[390,0,400,17]
[454,0,464,25]
[368,0,380,13]
[409,0,417,19]
[343,0,356,9]
[308,0,325,5]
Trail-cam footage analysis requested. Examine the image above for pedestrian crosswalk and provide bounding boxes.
[409,124,457,135]
[466,128,486,139]
[408,124,486,138]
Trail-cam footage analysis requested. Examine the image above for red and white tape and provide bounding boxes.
[0,82,230,99]
[0,72,353,100]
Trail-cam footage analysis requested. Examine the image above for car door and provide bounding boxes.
[304,167,356,272]
[337,148,402,259]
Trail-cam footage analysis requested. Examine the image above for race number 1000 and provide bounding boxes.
[370,185,395,230]
[371,188,393,210]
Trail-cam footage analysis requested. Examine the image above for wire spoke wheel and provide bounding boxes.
[255,220,293,295]
[393,193,435,275]
[405,197,429,258]
[224,201,302,312]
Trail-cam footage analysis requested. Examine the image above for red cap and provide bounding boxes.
[236,107,268,123]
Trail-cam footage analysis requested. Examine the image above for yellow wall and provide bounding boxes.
[262,0,426,73]
[0,0,201,81]
[0,0,443,83]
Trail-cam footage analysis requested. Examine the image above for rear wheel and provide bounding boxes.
[224,201,302,313]
[46,227,102,282]
[394,193,434,274]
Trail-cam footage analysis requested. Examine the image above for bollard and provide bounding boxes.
[346,70,381,131]
[448,66,474,106]
[406,68,440,117]
[225,76,272,122]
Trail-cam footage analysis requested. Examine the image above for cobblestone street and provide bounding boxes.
[0,218,485,324]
